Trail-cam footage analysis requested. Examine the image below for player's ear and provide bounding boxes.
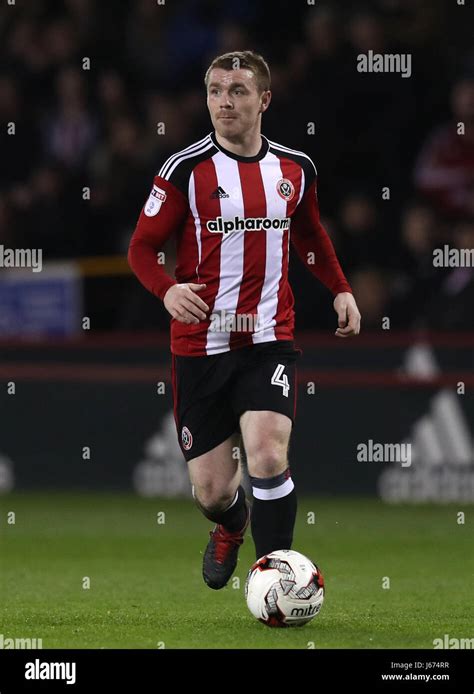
[260,90,271,113]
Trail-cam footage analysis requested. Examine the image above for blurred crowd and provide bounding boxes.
[0,0,473,331]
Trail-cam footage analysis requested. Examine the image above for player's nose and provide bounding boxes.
[219,94,233,108]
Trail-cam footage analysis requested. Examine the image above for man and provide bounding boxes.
[414,77,474,220]
[128,51,361,590]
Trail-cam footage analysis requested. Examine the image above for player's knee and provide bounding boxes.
[193,483,235,515]
[246,446,287,478]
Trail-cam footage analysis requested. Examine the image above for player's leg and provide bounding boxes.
[188,431,250,589]
[171,351,250,589]
[188,429,246,529]
[230,341,300,559]
[240,410,296,559]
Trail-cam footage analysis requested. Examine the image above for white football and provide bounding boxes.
[245,549,325,628]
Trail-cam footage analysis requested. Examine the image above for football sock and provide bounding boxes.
[193,484,248,533]
[250,468,297,559]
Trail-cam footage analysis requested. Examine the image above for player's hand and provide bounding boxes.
[164,283,209,324]
[333,292,361,337]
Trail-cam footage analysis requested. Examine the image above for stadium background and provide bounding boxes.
[0,0,473,650]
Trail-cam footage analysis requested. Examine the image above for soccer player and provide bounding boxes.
[128,51,361,590]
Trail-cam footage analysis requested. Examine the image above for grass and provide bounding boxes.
[1,493,472,649]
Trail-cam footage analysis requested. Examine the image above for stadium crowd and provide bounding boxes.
[0,0,473,331]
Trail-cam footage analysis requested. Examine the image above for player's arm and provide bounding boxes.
[128,177,209,324]
[290,179,361,337]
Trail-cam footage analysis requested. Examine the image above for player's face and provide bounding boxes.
[207,68,270,140]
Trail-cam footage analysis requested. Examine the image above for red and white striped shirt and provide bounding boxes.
[128,132,351,356]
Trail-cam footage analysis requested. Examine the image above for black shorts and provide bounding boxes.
[171,340,302,462]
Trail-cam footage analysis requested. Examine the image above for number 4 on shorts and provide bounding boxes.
[271,363,290,398]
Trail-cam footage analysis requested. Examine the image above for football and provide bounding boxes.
[245,549,325,627]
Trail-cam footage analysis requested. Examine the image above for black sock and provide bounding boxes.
[194,484,248,533]
[250,470,297,559]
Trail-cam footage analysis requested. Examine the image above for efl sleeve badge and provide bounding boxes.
[144,184,167,216]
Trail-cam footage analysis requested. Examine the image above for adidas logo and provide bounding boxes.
[210,186,229,199]
[378,344,474,503]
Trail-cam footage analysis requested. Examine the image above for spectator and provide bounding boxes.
[337,193,385,274]
[388,202,442,328]
[424,219,474,330]
[414,77,474,220]
[347,268,389,330]
[42,66,98,170]
[0,75,40,186]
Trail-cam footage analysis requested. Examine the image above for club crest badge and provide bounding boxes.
[276,178,295,201]
[181,426,193,451]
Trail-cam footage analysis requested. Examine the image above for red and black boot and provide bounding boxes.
[202,503,250,589]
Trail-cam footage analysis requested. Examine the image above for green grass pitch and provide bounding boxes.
[1,493,472,649]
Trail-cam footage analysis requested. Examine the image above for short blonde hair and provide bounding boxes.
[204,50,271,93]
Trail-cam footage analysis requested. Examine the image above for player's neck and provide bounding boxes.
[214,129,263,158]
